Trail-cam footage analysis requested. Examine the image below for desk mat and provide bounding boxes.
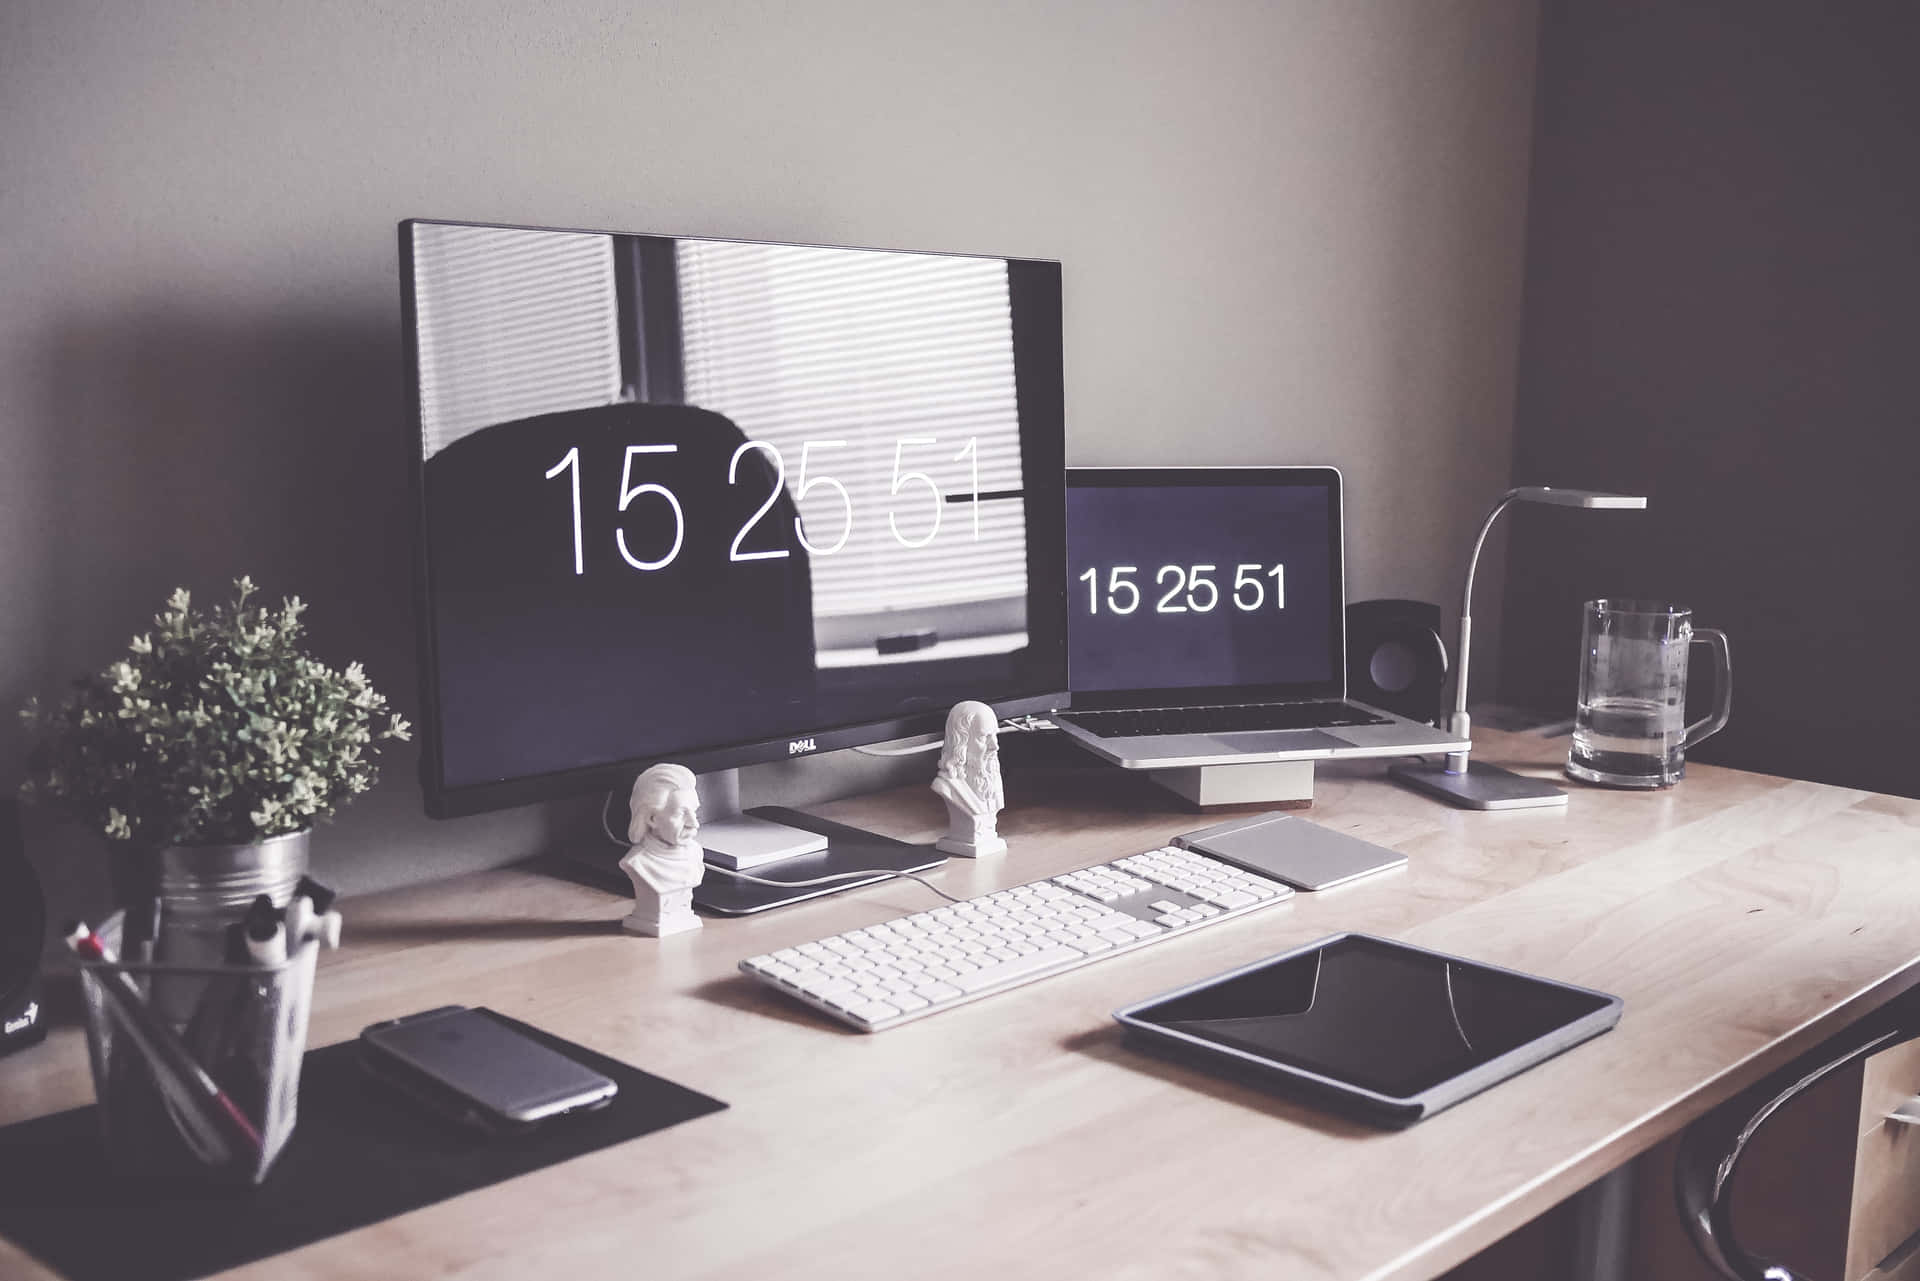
[0,1015,727,1281]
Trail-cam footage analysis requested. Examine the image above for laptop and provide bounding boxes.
[1053,466,1468,770]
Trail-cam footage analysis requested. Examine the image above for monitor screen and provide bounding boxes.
[403,220,1067,816]
[1064,467,1343,707]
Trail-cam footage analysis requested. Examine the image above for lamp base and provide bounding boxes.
[1388,759,1569,811]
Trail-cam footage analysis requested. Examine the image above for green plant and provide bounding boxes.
[19,577,410,846]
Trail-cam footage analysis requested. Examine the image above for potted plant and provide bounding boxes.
[18,577,408,956]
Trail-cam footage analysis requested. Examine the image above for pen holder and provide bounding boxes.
[76,911,318,1186]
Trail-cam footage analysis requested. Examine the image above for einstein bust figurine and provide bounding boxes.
[620,763,705,937]
[931,701,1006,858]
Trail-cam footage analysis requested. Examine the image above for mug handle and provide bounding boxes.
[1681,628,1732,750]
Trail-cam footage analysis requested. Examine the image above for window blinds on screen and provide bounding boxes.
[675,240,1030,636]
[411,224,623,460]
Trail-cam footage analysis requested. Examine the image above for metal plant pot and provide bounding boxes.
[108,830,312,1023]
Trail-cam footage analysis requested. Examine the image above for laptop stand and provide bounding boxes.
[1149,761,1316,809]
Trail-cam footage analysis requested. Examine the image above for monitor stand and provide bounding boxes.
[689,769,946,916]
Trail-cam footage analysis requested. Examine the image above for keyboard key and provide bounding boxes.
[950,945,1085,994]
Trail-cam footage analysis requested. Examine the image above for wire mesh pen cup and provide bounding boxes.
[76,911,317,1185]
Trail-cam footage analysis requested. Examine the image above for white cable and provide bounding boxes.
[600,788,626,846]
[705,864,963,904]
[851,737,944,758]
[851,714,1051,754]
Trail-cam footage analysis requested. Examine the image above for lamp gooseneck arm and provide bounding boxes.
[1446,489,1523,774]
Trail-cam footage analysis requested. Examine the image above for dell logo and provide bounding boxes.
[788,738,817,756]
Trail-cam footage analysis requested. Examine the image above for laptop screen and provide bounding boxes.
[1064,467,1344,709]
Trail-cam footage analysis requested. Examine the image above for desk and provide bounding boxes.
[4,730,1919,1280]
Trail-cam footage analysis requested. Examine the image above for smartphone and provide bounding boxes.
[359,1006,618,1134]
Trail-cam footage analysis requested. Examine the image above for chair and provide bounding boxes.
[1675,1006,1920,1280]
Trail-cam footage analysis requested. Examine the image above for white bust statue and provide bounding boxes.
[931,701,1006,858]
[620,763,705,937]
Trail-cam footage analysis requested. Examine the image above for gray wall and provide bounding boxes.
[1,0,1540,904]
[1500,1,1919,799]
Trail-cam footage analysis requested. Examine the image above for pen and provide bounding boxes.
[286,876,340,951]
[311,909,342,949]
[65,921,263,1162]
[242,894,286,966]
[293,875,337,916]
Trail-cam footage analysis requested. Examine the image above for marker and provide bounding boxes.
[284,897,313,957]
[242,895,286,966]
[64,921,262,1162]
[285,877,341,953]
[292,876,337,916]
[309,909,343,950]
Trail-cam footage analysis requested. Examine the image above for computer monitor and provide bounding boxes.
[400,219,1068,855]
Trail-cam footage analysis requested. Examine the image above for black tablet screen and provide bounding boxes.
[1133,935,1612,1099]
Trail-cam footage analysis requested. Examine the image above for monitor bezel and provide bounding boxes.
[1062,465,1348,711]
[400,217,1069,819]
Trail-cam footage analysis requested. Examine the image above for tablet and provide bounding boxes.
[1113,933,1622,1125]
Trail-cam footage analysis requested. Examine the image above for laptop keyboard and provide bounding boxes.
[1062,701,1391,738]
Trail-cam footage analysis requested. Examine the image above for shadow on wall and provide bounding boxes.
[16,300,563,917]
[1496,2,1919,801]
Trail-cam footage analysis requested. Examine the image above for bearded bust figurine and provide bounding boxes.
[931,701,1007,858]
[620,763,705,937]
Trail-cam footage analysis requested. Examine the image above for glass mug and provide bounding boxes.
[1567,600,1731,788]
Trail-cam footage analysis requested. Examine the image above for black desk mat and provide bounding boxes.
[0,1016,726,1281]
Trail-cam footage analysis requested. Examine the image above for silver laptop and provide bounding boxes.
[1054,466,1467,770]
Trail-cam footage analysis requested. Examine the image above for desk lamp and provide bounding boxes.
[1388,486,1648,810]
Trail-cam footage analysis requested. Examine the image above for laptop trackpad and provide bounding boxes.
[1207,729,1348,752]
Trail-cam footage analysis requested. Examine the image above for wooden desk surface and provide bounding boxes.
[5,731,1919,1281]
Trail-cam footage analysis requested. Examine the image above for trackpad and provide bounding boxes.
[1207,729,1347,753]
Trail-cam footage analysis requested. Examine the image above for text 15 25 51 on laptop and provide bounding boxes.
[1054,466,1467,771]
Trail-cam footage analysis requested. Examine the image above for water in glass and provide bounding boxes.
[1567,600,1730,789]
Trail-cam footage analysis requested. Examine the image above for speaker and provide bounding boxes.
[0,798,47,1056]
[1346,599,1448,726]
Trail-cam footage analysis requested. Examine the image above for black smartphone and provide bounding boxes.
[360,1006,618,1134]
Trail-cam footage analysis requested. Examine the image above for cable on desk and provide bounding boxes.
[598,789,962,904]
[852,713,1051,755]
[851,737,943,758]
[705,864,963,904]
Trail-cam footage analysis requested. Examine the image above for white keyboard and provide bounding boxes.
[739,845,1295,1031]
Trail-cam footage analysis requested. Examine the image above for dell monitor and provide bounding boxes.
[401,218,1067,905]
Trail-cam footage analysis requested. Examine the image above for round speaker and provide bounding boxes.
[0,799,47,1055]
[1346,599,1448,726]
